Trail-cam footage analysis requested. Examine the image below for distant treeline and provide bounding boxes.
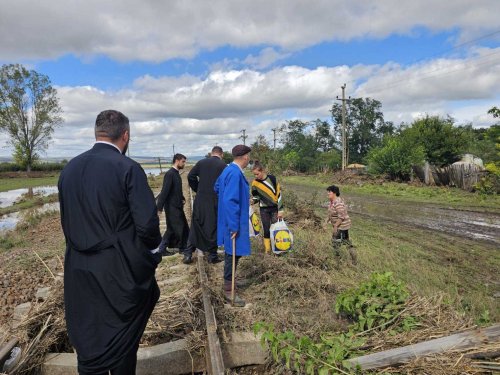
[0,160,68,173]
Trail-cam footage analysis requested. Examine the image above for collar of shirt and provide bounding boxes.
[95,141,122,154]
[231,161,244,173]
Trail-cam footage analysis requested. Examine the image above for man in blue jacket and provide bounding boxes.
[214,144,251,307]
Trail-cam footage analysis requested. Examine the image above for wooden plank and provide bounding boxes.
[198,254,225,374]
[346,324,500,370]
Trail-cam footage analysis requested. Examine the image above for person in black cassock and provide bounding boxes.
[58,110,162,375]
[156,153,189,257]
[184,146,227,264]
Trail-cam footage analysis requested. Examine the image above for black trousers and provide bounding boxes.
[224,253,241,282]
[78,350,137,375]
[184,242,218,260]
[332,230,351,248]
[260,206,278,239]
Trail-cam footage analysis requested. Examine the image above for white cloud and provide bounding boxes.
[0,1,499,62]
[1,46,499,158]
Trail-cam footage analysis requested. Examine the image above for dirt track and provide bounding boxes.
[348,193,500,245]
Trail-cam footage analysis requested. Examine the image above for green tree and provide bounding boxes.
[0,64,63,172]
[367,136,425,180]
[280,120,318,172]
[250,134,272,163]
[222,151,233,164]
[313,119,335,152]
[401,115,468,167]
[488,106,500,119]
[330,97,394,164]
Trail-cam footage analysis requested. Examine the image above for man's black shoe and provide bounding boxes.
[207,256,223,264]
[160,248,176,257]
[182,255,193,264]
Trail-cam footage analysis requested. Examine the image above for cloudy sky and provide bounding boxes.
[0,0,499,159]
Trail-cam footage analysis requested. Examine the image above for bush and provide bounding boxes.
[366,136,425,180]
[0,162,22,172]
[0,161,66,172]
[475,162,500,194]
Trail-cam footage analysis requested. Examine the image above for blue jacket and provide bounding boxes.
[214,162,251,256]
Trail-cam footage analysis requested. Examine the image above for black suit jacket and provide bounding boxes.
[58,143,161,373]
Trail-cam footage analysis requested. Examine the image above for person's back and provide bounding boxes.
[184,149,227,263]
[59,110,161,375]
[189,156,227,195]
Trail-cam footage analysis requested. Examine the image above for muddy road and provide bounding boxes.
[349,194,500,245]
[287,183,500,245]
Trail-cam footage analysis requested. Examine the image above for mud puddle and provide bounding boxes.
[347,194,500,245]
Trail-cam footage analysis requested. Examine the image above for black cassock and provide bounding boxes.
[187,156,227,252]
[58,143,162,373]
[156,167,189,249]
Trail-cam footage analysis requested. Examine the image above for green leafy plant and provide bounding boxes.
[255,273,419,374]
[335,272,414,333]
[254,322,364,375]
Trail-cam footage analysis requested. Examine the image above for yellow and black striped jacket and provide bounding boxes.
[251,174,283,211]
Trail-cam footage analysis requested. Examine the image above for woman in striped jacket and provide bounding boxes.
[251,161,284,253]
[327,185,356,263]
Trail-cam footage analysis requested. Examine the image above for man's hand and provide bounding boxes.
[277,211,284,219]
[231,232,238,239]
[157,210,162,216]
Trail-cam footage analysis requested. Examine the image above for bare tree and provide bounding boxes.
[0,64,63,171]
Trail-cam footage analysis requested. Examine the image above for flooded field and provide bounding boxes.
[0,186,58,208]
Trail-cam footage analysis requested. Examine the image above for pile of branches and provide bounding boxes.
[6,278,69,375]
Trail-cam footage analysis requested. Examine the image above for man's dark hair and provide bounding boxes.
[211,146,223,154]
[326,185,340,196]
[172,153,186,164]
[95,110,129,141]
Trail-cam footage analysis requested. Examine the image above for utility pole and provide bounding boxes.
[157,157,162,173]
[336,84,350,170]
[272,128,278,150]
[172,144,175,156]
[240,129,248,145]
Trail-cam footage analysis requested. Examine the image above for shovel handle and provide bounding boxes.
[231,237,236,306]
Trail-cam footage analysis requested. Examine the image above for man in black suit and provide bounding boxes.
[58,110,162,375]
[156,153,190,260]
[184,146,227,264]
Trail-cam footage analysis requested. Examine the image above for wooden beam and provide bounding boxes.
[346,324,500,370]
[197,253,225,375]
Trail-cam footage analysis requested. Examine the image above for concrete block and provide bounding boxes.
[12,302,32,328]
[42,339,205,375]
[221,331,267,368]
[36,287,51,301]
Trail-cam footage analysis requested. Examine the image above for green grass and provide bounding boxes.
[280,176,500,323]
[288,217,499,323]
[282,175,500,210]
[0,175,59,192]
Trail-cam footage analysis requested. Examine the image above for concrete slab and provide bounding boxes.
[42,332,267,374]
[222,332,267,368]
[42,339,205,375]
[12,302,32,328]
